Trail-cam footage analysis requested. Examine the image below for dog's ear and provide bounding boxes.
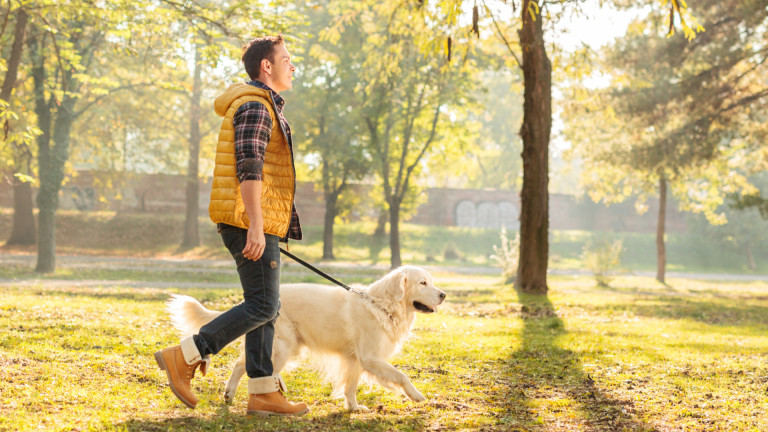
[369,268,406,301]
[391,271,406,302]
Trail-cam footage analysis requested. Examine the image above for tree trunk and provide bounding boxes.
[29,35,53,272]
[368,208,387,262]
[181,44,202,249]
[374,209,387,238]
[656,174,667,284]
[389,199,402,268]
[3,9,35,245]
[36,95,76,273]
[1,9,27,101]
[7,181,35,245]
[515,0,551,295]
[322,192,338,260]
[745,242,755,271]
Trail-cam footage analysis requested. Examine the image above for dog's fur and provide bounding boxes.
[166,265,445,411]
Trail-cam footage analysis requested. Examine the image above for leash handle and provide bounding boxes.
[279,248,353,292]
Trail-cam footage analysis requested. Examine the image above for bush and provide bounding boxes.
[581,236,624,287]
[491,228,519,283]
[443,242,461,261]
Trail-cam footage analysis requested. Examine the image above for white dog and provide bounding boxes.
[165,265,446,411]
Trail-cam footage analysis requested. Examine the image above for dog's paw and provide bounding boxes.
[223,389,235,404]
[349,405,369,412]
[408,390,426,402]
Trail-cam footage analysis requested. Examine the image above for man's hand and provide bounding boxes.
[243,225,266,261]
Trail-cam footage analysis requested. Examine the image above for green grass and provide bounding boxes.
[2,208,766,275]
[1,267,767,431]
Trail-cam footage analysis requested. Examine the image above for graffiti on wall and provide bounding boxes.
[455,200,518,229]
[67,186,96,211]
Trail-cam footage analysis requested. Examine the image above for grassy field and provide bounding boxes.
[1,263,767,431]
[1,208,766,274]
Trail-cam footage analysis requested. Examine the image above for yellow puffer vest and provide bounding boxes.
[209,83,295,236]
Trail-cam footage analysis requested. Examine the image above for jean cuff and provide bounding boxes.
[248,375,287,394]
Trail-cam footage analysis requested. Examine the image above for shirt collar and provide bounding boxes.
[248,80,285,109]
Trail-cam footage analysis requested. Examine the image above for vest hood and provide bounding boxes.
[214,83,271,117]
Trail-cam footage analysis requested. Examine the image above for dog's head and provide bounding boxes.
[369,266,446,313]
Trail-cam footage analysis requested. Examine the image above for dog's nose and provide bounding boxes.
[439,292,446,300]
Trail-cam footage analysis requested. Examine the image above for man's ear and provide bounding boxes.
[260,58,271,76]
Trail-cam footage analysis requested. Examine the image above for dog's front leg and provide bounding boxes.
[360,358,426,402]
[341,361,368,411]
[224,349,247,403]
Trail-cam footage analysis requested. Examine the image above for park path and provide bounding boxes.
[1,252,768,289]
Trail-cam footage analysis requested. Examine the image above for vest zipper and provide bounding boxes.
[269,92,297,239]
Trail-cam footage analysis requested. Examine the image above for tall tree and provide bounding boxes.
[364,4,475,268]
[27,0,180,272]
[323,1,479,268]
[290,3,370,260]
[1,6,34,245]
[23,0,287,270]
[432,0,702,293]
[515,0,551,293]
[563,0,767,283]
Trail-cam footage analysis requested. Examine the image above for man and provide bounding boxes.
[154,35,308,417]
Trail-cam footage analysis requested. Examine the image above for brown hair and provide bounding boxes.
[242,35,285,80]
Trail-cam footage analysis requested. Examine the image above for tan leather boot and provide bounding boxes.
[246,375,309,417]
[154,336,210,409]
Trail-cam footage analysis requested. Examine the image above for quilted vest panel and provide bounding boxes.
[209,93,294,236]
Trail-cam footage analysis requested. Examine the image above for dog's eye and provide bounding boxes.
[420,281,427,285]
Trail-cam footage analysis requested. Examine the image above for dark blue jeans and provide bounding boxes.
[193,225,281,378]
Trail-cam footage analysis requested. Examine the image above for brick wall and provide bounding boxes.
[0,172,687,233]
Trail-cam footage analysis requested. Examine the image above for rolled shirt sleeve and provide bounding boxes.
[233,101,272,183]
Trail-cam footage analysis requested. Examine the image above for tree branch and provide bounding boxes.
[73,83,156,119]
[158,0,241,39]
[400,101,441,201]
[0,0,12,41]
[483,1,521,70]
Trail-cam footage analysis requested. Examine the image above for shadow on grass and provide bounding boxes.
[112,407,426,432]
[593,286,768,328]
[499,293,657,431]
[631,297,768,328]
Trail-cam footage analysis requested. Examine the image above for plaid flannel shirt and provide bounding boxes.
[233,80,302,241]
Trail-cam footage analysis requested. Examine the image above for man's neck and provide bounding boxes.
[254,78,280,95]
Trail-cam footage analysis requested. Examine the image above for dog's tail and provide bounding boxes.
[165,293,222,337]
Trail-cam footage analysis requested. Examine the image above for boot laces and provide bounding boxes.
[185,363,198,381]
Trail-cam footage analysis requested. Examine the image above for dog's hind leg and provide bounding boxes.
[340,359,367,411]
[271,337,295,374]
[224,347,246,403]
[360,358,426,403]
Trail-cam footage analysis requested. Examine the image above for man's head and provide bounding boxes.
[242,35,295,93]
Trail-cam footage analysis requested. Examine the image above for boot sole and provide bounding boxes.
[246,407,310,417]
[154,351,197,409]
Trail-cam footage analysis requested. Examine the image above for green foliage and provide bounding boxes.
[563,0,768,223]
[491,228,519,283]
[581,235,624,287]
[288,3,371,222]
[458,71,523,190]
[685,174,768,271]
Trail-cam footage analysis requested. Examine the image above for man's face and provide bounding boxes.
[266,44,295,93]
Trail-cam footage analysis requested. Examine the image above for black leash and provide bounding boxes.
[279,247,354,292]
